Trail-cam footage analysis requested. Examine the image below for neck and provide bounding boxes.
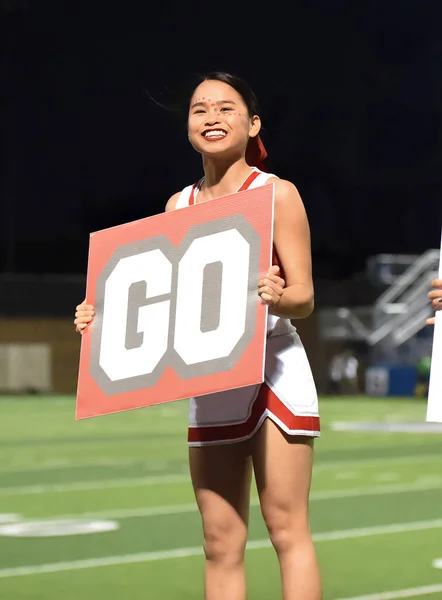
[201,155,254,199]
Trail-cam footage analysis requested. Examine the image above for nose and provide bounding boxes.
[205,116,221,126]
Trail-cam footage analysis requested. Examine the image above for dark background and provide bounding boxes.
[1,0,441,280]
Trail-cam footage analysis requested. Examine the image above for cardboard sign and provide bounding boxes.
[427,231,442,423]
[76,184,274,419]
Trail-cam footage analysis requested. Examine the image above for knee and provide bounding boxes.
[203,519,247,565]
[263,507,310,556]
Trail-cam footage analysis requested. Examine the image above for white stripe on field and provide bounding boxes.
[336,583,442,599]
[0,474,190,496]
[19,482,442,523]
[1,476,441,502]
[0,517,441,580]
[314,453,442,471]
[310,480,442,499]
[0,458,142,474]
[1,451,441,476]
[0,452,440,476]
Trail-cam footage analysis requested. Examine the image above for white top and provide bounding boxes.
[175,167,277,209]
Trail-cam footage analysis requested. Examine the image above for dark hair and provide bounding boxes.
[147,72,261,120]
[189,72,260,118]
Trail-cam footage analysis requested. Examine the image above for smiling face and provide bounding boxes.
[187,79,261,159]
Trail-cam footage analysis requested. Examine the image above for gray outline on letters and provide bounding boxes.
[89,215,261,395]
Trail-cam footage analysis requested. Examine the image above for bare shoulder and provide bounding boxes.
[267,177,305,209]
[165,191,181,212]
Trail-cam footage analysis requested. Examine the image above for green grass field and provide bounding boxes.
[0,395,441,599]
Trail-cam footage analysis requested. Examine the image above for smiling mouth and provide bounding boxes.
[202,129,227,140]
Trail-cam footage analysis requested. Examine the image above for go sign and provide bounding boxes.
[76,185,274,419]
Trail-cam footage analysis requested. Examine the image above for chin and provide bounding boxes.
[200,145,240,162]
[190,137,233,155]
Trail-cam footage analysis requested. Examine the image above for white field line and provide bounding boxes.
[0,474,190,496]
[15,482,442,523]
[0,518,441,580]
[1,475,442,500]
[314,454,442,471]
[0,452,441,475]
[336,583,442,599]
[0,458,143,474]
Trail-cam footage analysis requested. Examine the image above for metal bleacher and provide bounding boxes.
[318,249,440,350]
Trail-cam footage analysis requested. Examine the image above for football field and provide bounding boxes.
[0,396,441,599]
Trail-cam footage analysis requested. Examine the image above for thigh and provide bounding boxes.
[251,418,314,524]
[189,441,253,530]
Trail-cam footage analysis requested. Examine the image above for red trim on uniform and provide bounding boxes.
[272,246,285,281]
[238,169,261,191]
[188,180,202,206]
[188,383,320,444]
[189,170,260,206]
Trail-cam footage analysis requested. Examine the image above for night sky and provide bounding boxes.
[1,0,441,279]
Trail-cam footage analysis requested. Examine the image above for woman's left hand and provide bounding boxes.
[258,265,285,309]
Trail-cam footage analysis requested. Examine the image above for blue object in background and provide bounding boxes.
[388,366,417,396]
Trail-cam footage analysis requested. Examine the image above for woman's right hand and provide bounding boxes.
[427,279,442,325]
[74,300,95,334]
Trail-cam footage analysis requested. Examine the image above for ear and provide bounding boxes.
[248,115,261,139]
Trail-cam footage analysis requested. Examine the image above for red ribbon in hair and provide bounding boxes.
[246,135,268,172]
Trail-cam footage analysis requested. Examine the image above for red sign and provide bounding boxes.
[76,184,274,419]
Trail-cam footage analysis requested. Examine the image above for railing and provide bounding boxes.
[367,253,421,285]
[319,249,440,347]
[372,250,440,328]
[368,269,438,345]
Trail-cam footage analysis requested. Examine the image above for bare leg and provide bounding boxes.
[252,419,322,600]
[189,441,252,600]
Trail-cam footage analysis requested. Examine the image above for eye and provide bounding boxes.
[220,107,232,112]
[194,109,205,114]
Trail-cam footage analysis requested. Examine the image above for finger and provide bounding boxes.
[74,316,93,325]
[75,310,94,318]
[260,292,273,304]
[426,317,436,325]
[431,279,442,288]
[76,304,94,312]
[432,298,442,310]
[258,280,277,292]
[268,265,280,276]
[258,284,282,300]
[258,278,284,294]
[263,272,285,287]
[428,290,442,300]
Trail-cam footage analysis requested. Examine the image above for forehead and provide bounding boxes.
[191,80,244,104]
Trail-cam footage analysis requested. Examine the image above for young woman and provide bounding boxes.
[428,279,442,325]
[75,72,322,600]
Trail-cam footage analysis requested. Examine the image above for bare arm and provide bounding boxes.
[165,192,180,212]
[261,179,314,320]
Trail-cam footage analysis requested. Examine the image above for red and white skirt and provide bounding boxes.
[188,326,320,446]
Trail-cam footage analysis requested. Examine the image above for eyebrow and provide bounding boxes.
[191,99,237,109]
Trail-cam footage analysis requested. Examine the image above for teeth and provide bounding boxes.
[204,130,226,138]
